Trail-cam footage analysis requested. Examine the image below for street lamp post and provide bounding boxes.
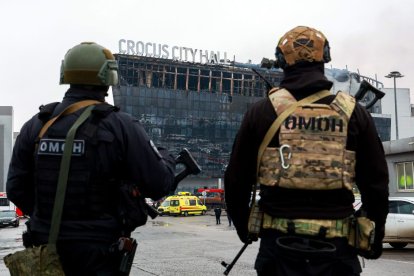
[385,71,404,140]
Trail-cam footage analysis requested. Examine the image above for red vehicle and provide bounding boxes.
[195,188,225,209]
[0,192,23,217]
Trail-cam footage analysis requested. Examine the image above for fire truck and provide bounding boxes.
[0,192,23,216]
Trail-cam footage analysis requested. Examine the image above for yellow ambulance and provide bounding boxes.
[157,192,207,216]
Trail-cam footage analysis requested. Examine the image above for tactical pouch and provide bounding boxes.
[348,216,375,252]
[4,244,65,276]
[248,201,263,237]
[119,183,148,233]
[274,236,338,276]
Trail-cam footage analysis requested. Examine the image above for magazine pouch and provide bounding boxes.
[4,244,65,276]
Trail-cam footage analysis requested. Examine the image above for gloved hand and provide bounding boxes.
[236,228,249,243]
[358,241,383,259]
[358,225,385,259]
[237,228,258,244]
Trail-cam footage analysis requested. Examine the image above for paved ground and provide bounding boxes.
[1,213,413,275]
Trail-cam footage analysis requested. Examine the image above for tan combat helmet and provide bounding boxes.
[275,26,331,69]
[60,42,118,86]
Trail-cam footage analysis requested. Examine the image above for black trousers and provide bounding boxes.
[254,230,362,276]
[57,240,120,276]
[32,233,119,276]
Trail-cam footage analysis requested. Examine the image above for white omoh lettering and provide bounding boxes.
[72,142,83,154]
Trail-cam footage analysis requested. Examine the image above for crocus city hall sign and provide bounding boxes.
[118,39,229,65]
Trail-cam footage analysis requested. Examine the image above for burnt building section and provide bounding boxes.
[112,54,390,182]
[112,55,283,180]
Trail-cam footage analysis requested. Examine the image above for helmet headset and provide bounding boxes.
[275,26,331,69]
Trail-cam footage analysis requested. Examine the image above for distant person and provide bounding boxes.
[226,209,232,227]
[6,42,176,275]
[225,26,389,275]
[214,207,222,224]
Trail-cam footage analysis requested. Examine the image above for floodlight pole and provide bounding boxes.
[385,71,404,140]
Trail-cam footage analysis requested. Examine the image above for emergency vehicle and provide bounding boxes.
[0,192,23,216]
[195,188,225,209]
[157,192,207,216]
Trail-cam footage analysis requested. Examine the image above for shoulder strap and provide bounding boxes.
[48,105,96,245]
[268,88,297,115]
[331,91,356,120]
[38,100,102,139]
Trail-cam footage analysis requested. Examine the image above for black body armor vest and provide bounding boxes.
[34,103,119,220]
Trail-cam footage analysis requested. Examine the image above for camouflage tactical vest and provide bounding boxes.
[258,89,356,191]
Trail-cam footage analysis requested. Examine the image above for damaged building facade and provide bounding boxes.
[112,40,390,186]
[113,52,282,186]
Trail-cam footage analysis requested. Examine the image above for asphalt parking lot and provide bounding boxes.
[1,213,413,276]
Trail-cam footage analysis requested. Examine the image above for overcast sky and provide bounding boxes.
[2,0,413,131]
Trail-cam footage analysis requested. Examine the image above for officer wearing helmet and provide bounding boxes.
[225,26,389,275]
[6,42,176,275]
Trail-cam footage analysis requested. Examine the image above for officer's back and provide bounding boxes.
[6,42,176,275]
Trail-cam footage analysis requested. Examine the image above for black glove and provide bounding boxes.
[236,227,249,244]
[248,232,259,243]
[237,228,258,244]
[22,220,33,248]
[358,241,383,259]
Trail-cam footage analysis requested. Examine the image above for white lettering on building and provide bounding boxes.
[118,39,229,65]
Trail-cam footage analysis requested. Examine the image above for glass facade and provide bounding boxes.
[372,117,391,142]
[113,55,283,179]
[112,54,391,180]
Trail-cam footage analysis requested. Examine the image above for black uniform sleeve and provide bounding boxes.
[225,104,267,243]
[6,118,40,216]
[118,114,176,201]
[351,104,389,257]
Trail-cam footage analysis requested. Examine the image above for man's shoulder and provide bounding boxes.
[101,107,145,135]
[102,106,133,121]
[249,97,271,111]
[17,114,44,142]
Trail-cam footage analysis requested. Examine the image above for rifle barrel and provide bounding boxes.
[222,242,249,275]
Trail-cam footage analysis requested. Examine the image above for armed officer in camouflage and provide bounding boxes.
[225,26,389,275]
[6,42,176,275]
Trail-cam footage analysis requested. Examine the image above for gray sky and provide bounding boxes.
[2,0,413,131]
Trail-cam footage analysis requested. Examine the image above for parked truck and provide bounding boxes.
[195,188,225,210]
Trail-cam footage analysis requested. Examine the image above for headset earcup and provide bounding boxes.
[323,41,331,63]
[275,47,286,69]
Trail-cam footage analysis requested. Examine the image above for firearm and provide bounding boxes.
[252,68,274,92]
[145,203,159,219]
[116,237,138,276]
[251,57,280,92]
[145,148,202,216]
[221,242,250,275]
[353,80,385,109]
[170,148,202,194]
[258,57,385,108]
[116,148,201,275]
